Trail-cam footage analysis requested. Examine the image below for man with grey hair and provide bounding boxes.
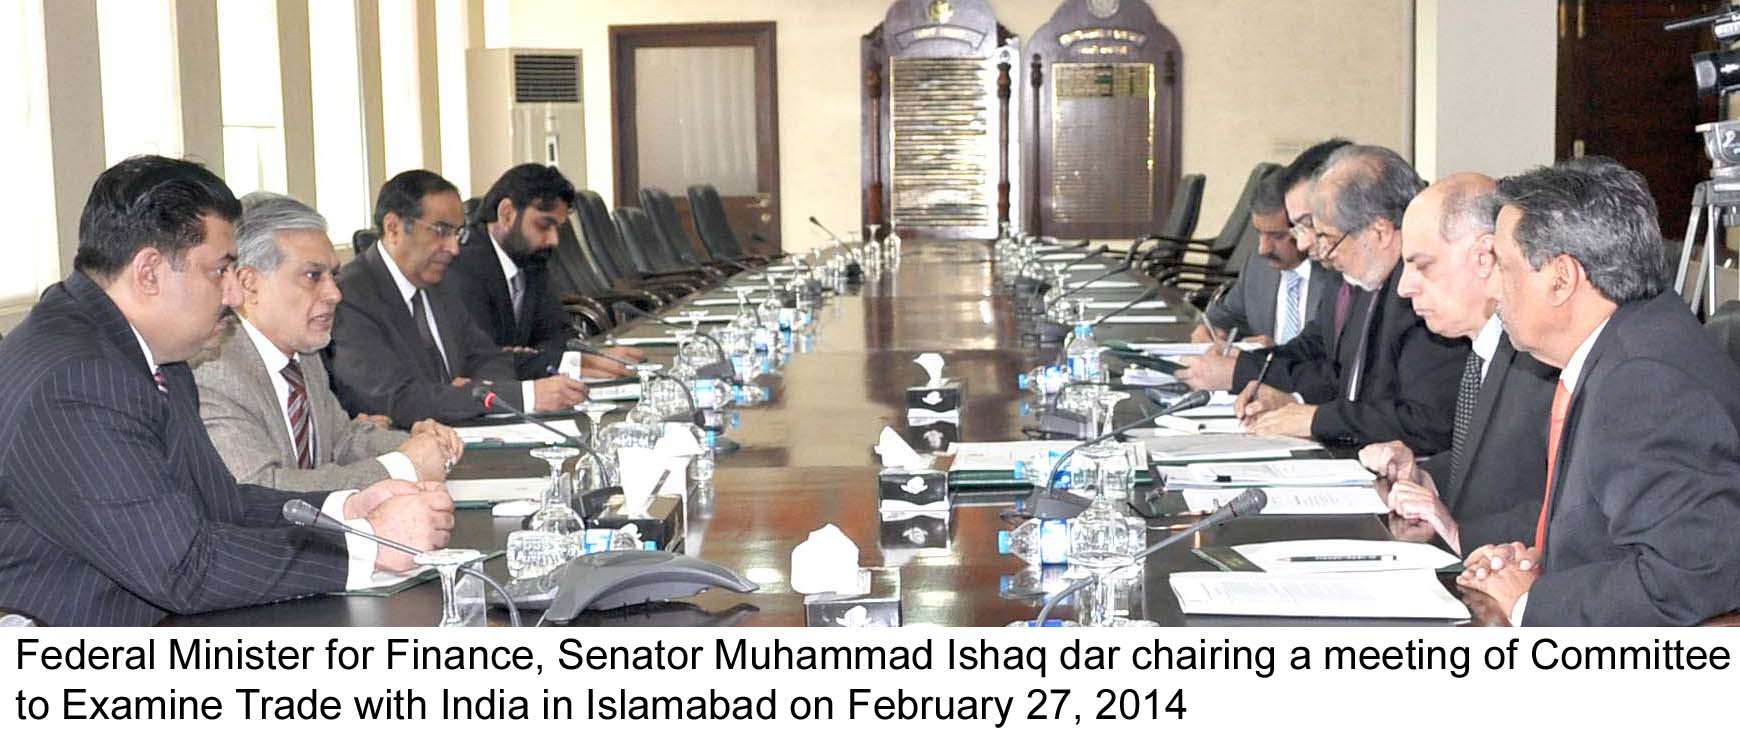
[1357,173,1557,555]
[1457,157,1740,626]
[195,192,464,491]
[1233,145,1467,453]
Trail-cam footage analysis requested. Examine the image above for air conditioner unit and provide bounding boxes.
[466,48,586,199]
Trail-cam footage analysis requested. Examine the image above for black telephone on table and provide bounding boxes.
[494,552,759,624]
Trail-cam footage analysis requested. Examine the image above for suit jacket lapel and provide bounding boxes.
[223,327,301,466]
[465,233,516,342]
[1448,338,1514,503]
[362,247,448,382]
[1540,312,1626,552]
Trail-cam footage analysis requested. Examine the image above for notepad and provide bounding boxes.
[1178,486,1389,516]
[1160,459,1375,487]
[456,420,583,446]
[1229,539,1461,574]
[447,477,548,506]
[1168,570,1470,620]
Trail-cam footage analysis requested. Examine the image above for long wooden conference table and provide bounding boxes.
[167,241,1476,627]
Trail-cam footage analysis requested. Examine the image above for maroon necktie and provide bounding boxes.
[281,359,316,469]
[1333,283,1354,336]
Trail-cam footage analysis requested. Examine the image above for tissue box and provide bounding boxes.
[905,417,959,451]
[878,510,949,549]
[877,468,949,511]
[905,379,963,417]
[591,494,685,552]
[804,568,902,627]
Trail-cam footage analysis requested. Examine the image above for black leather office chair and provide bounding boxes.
[687,184,777,266]
[549,218,663,324]
[615,206,723,286]
[571,191,701,301]
[1158,173,1207,248]
[641,187,741,276]
[1143,163,1279,283]
[351,229,379,254]
[1707,300,1740,371]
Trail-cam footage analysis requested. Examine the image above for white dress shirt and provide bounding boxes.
[381,244,536,405]
[237,317,417,482]
[130,324,378,589]
[1508,315,1611,626]
[1471,313,1504,381]
[1272,260,1313,345]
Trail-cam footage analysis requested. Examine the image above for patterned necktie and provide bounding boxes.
[1279,271,1303,344]
[1448,351,1483,487]
[410,290,452,380]
[508,271,527,324]
[1534,381,1573,550]
[281,359,316,469]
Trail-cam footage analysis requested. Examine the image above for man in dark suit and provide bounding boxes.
[445,164,638,380]
[1357,173,1556,555]
[1460,158,1740,626]
[1178,144,1345,391]
[1234,145,1469,454]
[326,170,589,426]
[0,156,452,626]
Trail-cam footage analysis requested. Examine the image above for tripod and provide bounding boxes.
[1674,179,1740,318]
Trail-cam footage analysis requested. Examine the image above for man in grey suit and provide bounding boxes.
[1357,173,1556,555]
[195,194,464,491]
[326,170,589,426]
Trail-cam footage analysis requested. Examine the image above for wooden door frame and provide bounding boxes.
[609,22,780,211]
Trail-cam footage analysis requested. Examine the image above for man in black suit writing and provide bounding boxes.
[1234,145,1469,453]
[1357,173,1556,555]
[0,156,453,626]
[1459,158,1740,625]
[445,163,640,380]
[326,170,589,426]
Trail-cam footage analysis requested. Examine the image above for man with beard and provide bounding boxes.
[195,193,465,490]
[326,169,589,426]
[446,164,641,379]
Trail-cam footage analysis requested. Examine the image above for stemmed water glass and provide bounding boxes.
[416,548,485,627]
[528,445,582,534]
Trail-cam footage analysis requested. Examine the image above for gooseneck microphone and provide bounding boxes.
[1038,389,1211,506]
[1033,488,1267,625]
[808,215,842,243]
[470,386,613,478]
[1044,251,1139,308]
[565,333,641,368]
[609,302,738,383]
[283,499,522,627]
[1054,244,1112,272]
[1088,286,1164,328]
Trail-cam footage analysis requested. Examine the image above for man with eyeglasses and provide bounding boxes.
[326,170,589,426]
[1178,139,1347,391]
[1231,145,1468,454]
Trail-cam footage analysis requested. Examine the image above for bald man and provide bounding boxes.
[1357,174,1557,555]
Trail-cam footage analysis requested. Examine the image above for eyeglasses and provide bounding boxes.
[405,216,469,243]
[1313,224,1363,260]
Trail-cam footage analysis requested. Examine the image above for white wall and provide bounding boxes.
[1414,0,1557,180]
[501,0,1415,246]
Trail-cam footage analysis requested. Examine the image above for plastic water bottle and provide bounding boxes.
[692,432,717,503]
[997,518,1070,565]
[1065,321,1103,383]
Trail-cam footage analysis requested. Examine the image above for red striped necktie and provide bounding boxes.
[280,359,316,469]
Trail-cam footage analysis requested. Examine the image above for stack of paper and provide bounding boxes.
[1229,539,1461,574]
[1137,433,1320,462]
[446,477,548,506]
[1159,459,1376,487]
[456,420,582,446]
[1178,486,1388,516]
[1168,570,1470,620]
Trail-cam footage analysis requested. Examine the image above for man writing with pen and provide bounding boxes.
[1181,144,1466,454]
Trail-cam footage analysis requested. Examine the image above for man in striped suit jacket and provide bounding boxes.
[195,193,464,491]
[0,156,453,626]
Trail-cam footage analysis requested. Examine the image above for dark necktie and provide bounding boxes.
[1448,351,1483,488]
[1343,292,1382,402]
[508,271,527,324]
[281,359,316,469]
[1333,283,1354,336]
[152,370,169,396]
[410,290,452,380]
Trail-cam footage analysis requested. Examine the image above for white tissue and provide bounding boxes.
[914,353,948,388]
[558,350,585,380]
[875,426,927,470]
[789,524,864,595]
[617,425,700,516]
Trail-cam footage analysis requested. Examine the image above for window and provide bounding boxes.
[96,0,183,165]
[0,0,61,303]
[435,0,471,196]
[378,0,424,178]
[308,0,369,244]
[217,0,287,196]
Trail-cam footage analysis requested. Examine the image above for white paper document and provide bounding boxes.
[1179,486,1389,516]
[1094,314,1181,324]
[1230,539,1461,574]
[1160,459,1376,487]
[947,440,1082,472]
[446,477,548,505]
[1123,341,1262,355]
[1138,433,1319,461]
[690,297,746,307]
[1140,415,1243,435]
[611,335,683,346]
[1085,299,1167,310]
[457,420,583,445]
[586,384,641,402]
[1168,570,1470,620]
[1065,280,1143,289]
[1171,390,1240,419]
[1121,367,1176,386]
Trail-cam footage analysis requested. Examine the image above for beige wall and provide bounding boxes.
[503,0,1414,246]
[1415,0,1556,180]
